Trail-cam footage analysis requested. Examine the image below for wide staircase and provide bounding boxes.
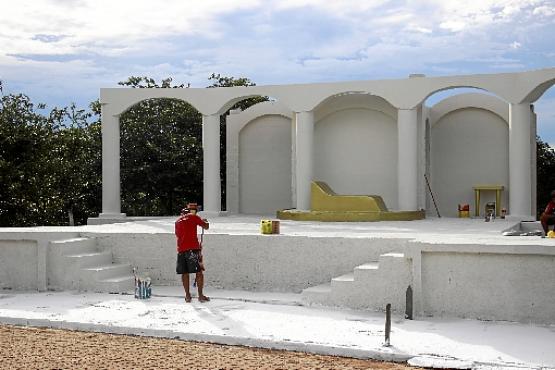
[302,252,412,313]
[48,237,134,293]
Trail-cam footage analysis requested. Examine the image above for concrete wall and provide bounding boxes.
[0,232,79,291]
[421,251,555,323]
[431,107,509,217]
[239,114,292,214]
[314,94,398,209]
[0,240,38,290]
[90,232,406,293]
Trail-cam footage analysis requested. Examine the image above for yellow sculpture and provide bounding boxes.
[277,181,425,222]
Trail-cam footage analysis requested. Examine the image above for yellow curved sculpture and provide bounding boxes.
[311,181,388,212]
[277,181,425,222]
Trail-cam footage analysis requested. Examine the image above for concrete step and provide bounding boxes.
[83,263,132,281]
[64,250,112,269]
[95,275,135,294]
[330,272,354,290]
[301,283,331,306]
[354,262,379,280]
[50,237,97,255]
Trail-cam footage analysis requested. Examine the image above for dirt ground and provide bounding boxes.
[0,325,423,370]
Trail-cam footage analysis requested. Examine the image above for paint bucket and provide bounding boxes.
[260,220,280,234]
[260,220,272,234]
[458,204,470,218]
[133,267,152,299]
[271,220,280,234]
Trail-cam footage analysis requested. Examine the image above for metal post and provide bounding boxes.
[405,286,413,320]
[384,303,392,347]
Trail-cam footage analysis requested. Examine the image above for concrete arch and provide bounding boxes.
[226,101,293,214]
[312,91,397,114]
[429,93,510,217]
[101,89,208,116]
[430,93,509,126]
[313,93,399,209]
[423,86,504,110]
[118,96,202,117]
[313,92,397,121]
[522,78,555,103]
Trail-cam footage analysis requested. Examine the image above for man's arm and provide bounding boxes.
[194,215,209,229]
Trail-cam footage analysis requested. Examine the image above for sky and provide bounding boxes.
[0,0,554,145]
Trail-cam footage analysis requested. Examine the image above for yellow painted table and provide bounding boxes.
[473,185,504,217]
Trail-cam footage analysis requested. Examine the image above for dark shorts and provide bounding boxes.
[176,250,201,274]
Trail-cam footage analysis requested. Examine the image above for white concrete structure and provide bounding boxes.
[0,231,133,293]
[98,68,555,219]
[2,217,554,324]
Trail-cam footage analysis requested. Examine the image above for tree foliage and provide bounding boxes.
[537,136,555,217]
[0,88,101,226]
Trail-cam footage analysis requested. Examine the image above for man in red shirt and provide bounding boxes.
[540,190,555,235]
[175,203,210,303]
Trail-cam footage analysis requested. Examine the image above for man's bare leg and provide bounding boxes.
[196,272,210,302]
[181,274,192,302]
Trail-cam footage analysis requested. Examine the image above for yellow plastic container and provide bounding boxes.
[260,220,273,234]
[260,220,280,234]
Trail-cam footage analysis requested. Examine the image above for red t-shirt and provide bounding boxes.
[175,214,208,253]
[545,200,555,215]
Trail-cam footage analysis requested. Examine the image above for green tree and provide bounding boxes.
[537,136,555,218]
[50,103,102,225]
[0,85,101,226]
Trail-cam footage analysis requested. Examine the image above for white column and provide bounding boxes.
[531,107,537,218]
[291,115,297,209]
[397,108,418,211]
[295,111,314,210]
[509,103,533,218]
[202,114,221,213]
[100,106,125,217]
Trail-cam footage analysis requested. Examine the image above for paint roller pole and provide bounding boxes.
[424,174,441,218]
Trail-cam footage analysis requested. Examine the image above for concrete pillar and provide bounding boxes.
[509,103,533,218]
[202,114,221,213]
[295,111,314,210]
[531,106,537,218]
[100,106,125,217]
[291,115,297,208]
[397,108,418,211]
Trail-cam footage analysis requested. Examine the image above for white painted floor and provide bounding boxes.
[3,216,554,246]
[1,287,554,369]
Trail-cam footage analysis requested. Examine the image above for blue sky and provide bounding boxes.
[1,0,554,145]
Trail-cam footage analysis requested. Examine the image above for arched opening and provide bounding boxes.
[425,88,509,217]
[312,93,399,209]
[119,97,203,216]
[226,101,291,215]
[531,82,555,218]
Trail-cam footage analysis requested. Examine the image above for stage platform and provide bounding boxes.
[1,216,554,324]
[46,215,552,244]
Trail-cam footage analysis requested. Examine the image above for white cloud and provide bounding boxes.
[1,0,554,114]
[440,20,467,32]
[0,0,262,57]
